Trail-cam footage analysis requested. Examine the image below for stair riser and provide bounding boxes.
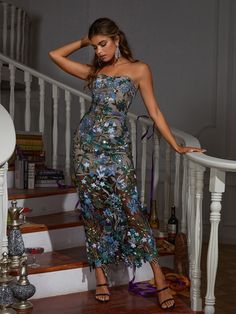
[8,192,79,216]
[23,226,86,252]
[29,255,174,299]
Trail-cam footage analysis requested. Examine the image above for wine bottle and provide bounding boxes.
[149,200,159,237]
[167,205,178,244]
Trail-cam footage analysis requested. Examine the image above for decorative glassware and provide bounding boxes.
[21,207,33,224]
[12,257,36,310]
[25,247,44,268]
[0,252,16,314]
[8,201,25,269]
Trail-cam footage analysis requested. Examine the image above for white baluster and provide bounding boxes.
[52,85,59,169]
[16,8,22,61]
[2,2,8,55]
[140,124,148,204]
[129,117,137,168]
[181,155,188,233]
[152,131,160,200]
[174,152,180,209]
[65,90,71,184]
[0,163,8,256]
[187,160,196,281]
[204,169,225,314]
[21,11,26,63]
[38,78,45,133]
[9,64,16,120]
[10,5,16,59]
[24,71,32,131]
[191,164,205,311]
[79,96,86,119]
[164,143,171,229]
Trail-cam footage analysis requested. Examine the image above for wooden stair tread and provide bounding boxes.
[30,284,201,314]
[8,186,76,200]
[11,245,174,276]
[11,246,89,275]
[20,210,83,233]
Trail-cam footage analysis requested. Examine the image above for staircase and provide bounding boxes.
[1,5,236,313]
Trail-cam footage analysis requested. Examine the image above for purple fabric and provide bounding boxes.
[128,275,157,297]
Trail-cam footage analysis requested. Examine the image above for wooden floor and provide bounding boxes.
[25,285,200,314]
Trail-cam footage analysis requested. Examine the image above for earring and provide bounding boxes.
[115,45,121,61]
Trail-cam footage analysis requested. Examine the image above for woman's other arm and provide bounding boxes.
[137,63,204,154]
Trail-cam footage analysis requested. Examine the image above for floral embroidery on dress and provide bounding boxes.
[73,74,158,272]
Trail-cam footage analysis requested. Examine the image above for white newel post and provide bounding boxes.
[181,155,188,233]
[174,152,180,211]
[65,90,71,184]
[140,124,148,204]
[52,85,59,169]
[164,143,171,229]
[24,71,32,131]
[0,163,8,257]
[204,168,225,314]
[191,164,205,311]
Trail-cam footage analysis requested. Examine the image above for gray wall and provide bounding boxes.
[5,0,236,243]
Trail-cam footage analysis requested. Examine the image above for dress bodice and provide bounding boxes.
[76,75,137,154]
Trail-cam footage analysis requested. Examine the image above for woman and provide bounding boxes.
[49,17,203,310]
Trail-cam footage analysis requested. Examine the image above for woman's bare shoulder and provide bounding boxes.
[130,61,151,82]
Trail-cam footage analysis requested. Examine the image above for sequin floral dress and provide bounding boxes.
[73,74,158,273]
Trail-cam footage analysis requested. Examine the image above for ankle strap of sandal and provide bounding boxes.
[156,286,168,293]
[97,283,108,287]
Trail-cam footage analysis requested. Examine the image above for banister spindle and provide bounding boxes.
[181,155,188,233]
[65,90,71,184]
[174,152,181,211]
[152,131,160,201]
[16,8,22,61]
[10,5,16,59]
[191,164,205,312]
[204,169,225,314]
[0,61,2,104]
[38,78,45,133]
[140,123,148,204]
[9,64,16,120]
[79,96,86,119]
[21,11,26,63]
[129,117,137,168]
[164,143,171,229]
[2,2,8,55]
[24,71,32,131]
[52,85,59,169]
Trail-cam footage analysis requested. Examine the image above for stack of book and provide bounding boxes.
[35,168,64,187]
[14,132,45,189]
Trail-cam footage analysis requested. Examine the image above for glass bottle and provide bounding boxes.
[167,205,178,244]
[149,200,159,237]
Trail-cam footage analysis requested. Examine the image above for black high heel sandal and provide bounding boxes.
[95,283,110,302]
[156,286,175,311]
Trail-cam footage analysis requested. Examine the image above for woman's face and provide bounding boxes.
[90,35,118,63]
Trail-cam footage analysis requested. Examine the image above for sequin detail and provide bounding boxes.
[73,75,158,271]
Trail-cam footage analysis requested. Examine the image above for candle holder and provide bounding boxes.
[12,256,36,310]
[8,200,25,269]
[0,252,16,314]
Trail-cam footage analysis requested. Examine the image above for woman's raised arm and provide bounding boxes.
[49,36,91,80]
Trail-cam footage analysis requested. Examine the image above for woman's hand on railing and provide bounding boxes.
[176,145,206,154]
